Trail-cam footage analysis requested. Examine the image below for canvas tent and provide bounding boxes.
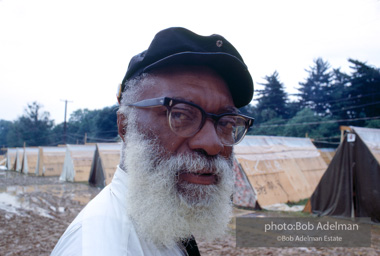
[35,146,67,176]
[21,147,39,175]
[14,148,22,172]
[0,155,5,166]
[60,144,96,182]
[88,143,121,187]
[6,148,17,170]
[308,126,380,222]
[318,148,336,165]
[234,135,327,207]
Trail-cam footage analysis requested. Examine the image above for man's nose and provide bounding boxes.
[187,120,224,156]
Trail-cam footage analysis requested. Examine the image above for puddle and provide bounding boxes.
[0,192,54,218]
[0,193,24,215]
[0,183,100,218]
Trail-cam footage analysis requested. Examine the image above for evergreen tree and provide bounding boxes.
[256,71,288,122]
[341,59,380,124]
[298,58,333,115]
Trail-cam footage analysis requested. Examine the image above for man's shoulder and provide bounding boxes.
[51,168,135,255]
[82,167,129,219]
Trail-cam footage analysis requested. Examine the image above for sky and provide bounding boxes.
[1,0,380,124]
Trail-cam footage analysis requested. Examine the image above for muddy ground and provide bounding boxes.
[0,169,379,256]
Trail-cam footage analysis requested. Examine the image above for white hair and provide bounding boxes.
[117,73,153,168]
[118,73,153,118]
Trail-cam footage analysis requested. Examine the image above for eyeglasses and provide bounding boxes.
[127,97,254,146]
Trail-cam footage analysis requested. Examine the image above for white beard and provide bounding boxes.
[123,123,234,248]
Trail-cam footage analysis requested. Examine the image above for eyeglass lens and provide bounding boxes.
[168,103,247,145]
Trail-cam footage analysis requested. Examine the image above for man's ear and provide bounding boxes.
[117,112,127,142]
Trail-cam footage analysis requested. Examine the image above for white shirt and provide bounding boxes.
[51,166,185,256]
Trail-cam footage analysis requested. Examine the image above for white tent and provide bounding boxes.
[60,144,96,182]
[15,148,22,172]
[6,148,17,170]
[234,135,327,207]
[21,147,39,175]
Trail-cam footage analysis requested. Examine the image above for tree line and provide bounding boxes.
[1,58,379,149]
[0,103,118,148]
[241,58,380,147]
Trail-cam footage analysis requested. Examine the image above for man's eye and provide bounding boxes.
[219,118,236,128]
[171,111,192,121]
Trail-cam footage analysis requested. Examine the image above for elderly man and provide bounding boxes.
[52,27,254,255]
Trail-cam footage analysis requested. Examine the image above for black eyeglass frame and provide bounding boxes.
[127,97,254,145]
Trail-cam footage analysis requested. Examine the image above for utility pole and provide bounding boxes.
[61,99,73,144]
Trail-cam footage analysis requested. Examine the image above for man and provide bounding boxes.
[51,27,254,255]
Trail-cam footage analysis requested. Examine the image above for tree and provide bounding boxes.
[298,58,333,115]
[50,123,65,145]
[283,108,321,137]
[66,109,98,143]
[327,68,351,121]
[239,104,255,117]
[94,105,118,141]
[341,59,380,125]
[0,120,12,148]
[247,116,287,136]
[6,102,54,147]
[255,71,289,122]
[63,107,118,144]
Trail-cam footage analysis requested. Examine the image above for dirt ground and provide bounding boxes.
[0,169,379,256]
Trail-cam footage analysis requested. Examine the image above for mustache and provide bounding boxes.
[156,151,233,174]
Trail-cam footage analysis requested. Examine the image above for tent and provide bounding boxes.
[60,144,96,182]
[234,135,327,207]
[35,146,67,176]
[6,148,17,170]
[318,148,336,165]
[14,148,22,172]
[308,126,380,222]
[21,147,39,175]
[232,157,259,209]
[0,155,5,166]
[88,143,121,187]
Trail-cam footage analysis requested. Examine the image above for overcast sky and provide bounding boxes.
[1,0,380,124]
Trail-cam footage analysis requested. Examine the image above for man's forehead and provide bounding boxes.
[138,66,235,109]
[143,66,231,92]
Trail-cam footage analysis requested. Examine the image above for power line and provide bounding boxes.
[248,101,380,126]
[66,133,118,143]
[329,101,380,114]
[255,116,380,128]
[251,92,380,110]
